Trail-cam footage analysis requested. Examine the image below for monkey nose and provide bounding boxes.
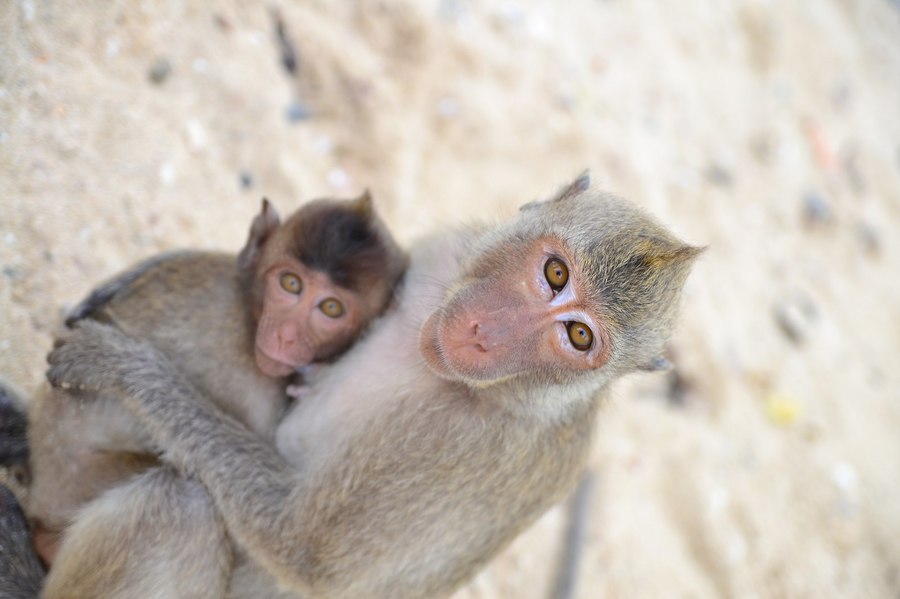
[470,320,513,351]
[277,326,298,347]
[470,323,486,352]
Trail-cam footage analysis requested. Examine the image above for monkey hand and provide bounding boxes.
[285,383,311,400]
[46,319,170,396]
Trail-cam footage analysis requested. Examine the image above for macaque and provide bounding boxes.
[0,483,44,599]
[26,193,407,566]
[0,382,29,480]
[42,174,700,598]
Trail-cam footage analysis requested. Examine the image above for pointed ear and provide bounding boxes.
[553,170,591,202]
[520,170,591,211]
[634,238,705,271]
[237,198,281,271]
[354,189,374,219]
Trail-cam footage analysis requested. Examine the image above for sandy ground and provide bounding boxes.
[2,0,900,597]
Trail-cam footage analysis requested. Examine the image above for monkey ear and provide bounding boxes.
[555,170,591,201]
[520,170,591,211]
[638,356,672,372]
[354,189,374,219]
[237,198,282,271]
[637,239,705,270]
[550,170,591,203]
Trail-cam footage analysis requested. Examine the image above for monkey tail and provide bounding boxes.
[546,470,596,599]
[0,483,45,598]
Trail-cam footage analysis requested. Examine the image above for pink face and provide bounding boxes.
[254,258,362,378]
[419,237,609,384]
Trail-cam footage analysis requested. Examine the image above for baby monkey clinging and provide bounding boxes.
[27,192,407,566]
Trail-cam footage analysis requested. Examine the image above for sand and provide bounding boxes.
[1,0,899,596]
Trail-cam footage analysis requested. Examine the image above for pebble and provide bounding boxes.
[802,191,831,226]
[327,167,349,190]
[437,96,461,119]
[3,232,16,246]
[437,0,466,23]
[773,293,818,345]
[856,221,881,256]
[285,101,312,123]
[186,119,206,149]
[239,171,254,190]
[764,394,800,426]
[192,58,209,73]
[148,58,172,85]
[20,0,35,22]
[312,135,333,155]
[159,162,176,185]
[831,461,858,495]
[2,266,25,281]
[494,3,526,26]
[705,162,734,187]
[213,13,232,31]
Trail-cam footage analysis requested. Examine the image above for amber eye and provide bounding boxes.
[279,273,302,295]
[320,298,345,318]
[567,322,593,351]
[544,258,569,291]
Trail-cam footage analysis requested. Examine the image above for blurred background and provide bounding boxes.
[1,1,899,597]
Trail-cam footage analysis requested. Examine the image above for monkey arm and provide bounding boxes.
[65,251,191,326]
[46,321,333,594]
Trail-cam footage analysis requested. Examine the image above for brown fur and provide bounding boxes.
[43,177,700,598]
[25,195,406,588]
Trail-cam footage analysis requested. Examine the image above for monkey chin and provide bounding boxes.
[254,346,298,378]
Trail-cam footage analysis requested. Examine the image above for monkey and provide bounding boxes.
[546,470,596,599]
[0,483,44,599]
[25,192,408,567]
[41,174,701,598]
[0,382,29,480]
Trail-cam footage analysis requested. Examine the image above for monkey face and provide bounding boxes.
[254,259,363,377]
[419,236,610,386]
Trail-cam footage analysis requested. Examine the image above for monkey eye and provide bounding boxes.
[320,298,345,318]
[544,258,569,292]
[566,322,593,351]
[279,272,303,295]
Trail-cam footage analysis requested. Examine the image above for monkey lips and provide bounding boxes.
[254,346,304,378]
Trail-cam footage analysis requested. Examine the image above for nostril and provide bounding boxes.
[278,329,296,347]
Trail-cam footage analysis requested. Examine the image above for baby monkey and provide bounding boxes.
[26,192,407,565]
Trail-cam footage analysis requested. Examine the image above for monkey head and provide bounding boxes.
[419,173,701,390]
[238,193,407,378]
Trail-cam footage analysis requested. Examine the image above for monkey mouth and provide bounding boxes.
[254,346,297,378]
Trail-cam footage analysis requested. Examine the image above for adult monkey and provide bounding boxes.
[44,174,701,598]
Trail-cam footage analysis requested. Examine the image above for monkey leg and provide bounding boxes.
[27,385,160,558]
[0,482,45,598]
[0,381,29,470]
[43,467,232,599]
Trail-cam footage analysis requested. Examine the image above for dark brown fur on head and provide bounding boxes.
[286,194,398,292]
[243,193,408,321]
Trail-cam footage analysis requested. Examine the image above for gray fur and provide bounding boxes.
[43,185,699,598]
